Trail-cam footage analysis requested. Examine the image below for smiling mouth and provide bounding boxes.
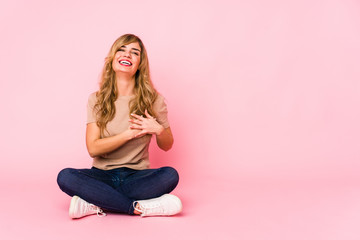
[119,60,132,66]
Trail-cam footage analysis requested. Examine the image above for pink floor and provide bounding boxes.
[1,172,360,240]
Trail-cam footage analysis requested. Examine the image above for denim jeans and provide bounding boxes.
[57,166,179,215]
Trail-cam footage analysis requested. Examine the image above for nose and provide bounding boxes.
[123,50,131,58]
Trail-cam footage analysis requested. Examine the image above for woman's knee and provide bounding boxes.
[161,167,179,188]
[57,168,74,189]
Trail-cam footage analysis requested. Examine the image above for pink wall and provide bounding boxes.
[1,0,359,182]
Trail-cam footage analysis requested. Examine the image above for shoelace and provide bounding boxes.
[133,201,164,216]
[87,204,106,217]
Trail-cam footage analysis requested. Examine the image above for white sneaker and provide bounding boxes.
[69,195,106,219]
[134,194,182,217]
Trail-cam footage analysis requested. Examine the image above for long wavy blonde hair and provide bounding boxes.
[94,34,158,136]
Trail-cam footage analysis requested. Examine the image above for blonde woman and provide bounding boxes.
[57,34,182,218]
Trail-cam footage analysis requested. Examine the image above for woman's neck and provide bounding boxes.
[116,74,135,96]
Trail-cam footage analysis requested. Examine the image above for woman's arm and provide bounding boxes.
[155,127,174,151]
[86,122,141,158]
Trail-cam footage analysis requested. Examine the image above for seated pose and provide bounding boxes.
[57,34,182,218]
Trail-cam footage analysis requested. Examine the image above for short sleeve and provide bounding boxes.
[154,94,170,129]
[87,92,97,124]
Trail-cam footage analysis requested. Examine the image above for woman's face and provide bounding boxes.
[112,42,141,77]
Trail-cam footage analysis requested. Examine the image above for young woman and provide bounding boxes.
[57,34,182,218]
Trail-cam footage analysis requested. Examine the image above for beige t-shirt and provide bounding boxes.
[87,92,170,170]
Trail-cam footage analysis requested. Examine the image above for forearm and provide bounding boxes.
[87,130,133,158]
[156,127,174,151]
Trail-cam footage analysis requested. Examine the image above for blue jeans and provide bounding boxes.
[57,166,179,215]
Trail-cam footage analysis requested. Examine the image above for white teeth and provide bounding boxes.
[120,60,132,66]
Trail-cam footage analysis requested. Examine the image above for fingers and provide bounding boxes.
[134,130,147,138]
[130,113,144,120]
[144,109,152,118]
[129,124,142,130]
[129,118,142,125]
[129,110,157,136]
[145,109,157,120]
[132,110,155,120]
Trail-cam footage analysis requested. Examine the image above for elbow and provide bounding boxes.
[161,140,174,152]
[162,146,172,152]
[86,139,103,158]
[87,145,98,158]
[88,150,97,158]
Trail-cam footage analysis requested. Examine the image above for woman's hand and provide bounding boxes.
[129,109,165,138]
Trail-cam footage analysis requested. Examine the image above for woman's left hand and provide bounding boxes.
[129,109,165,138]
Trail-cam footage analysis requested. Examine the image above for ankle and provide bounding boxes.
[133,202,141,215]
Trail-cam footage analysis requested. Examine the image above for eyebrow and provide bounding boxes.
[120,45,141,52]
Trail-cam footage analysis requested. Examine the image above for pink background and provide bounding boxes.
[1,0,360,239]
